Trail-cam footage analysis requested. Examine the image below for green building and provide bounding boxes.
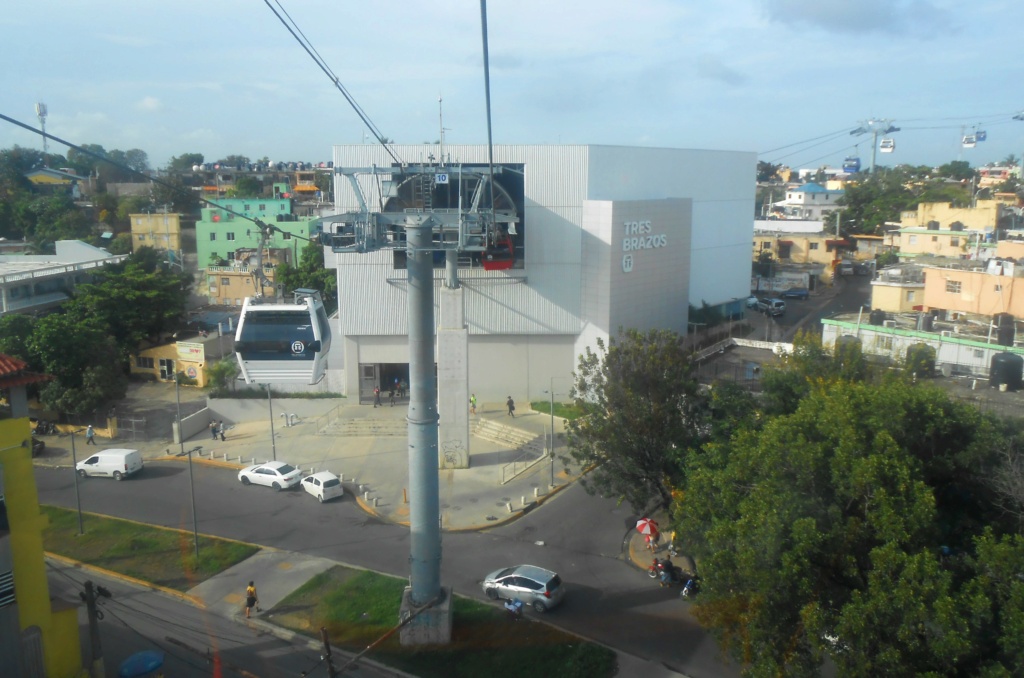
[195,198,319,268]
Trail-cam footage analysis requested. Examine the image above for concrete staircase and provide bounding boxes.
[324,418,409,437]
[472,418,546,457]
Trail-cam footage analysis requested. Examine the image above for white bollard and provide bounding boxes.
[252,458,256,465]
[373,497,379,507]
[533,487,539,498]
[521,495,526,507]
[339,473,344,482]
[506,502,513,513]
[364,491,370,501]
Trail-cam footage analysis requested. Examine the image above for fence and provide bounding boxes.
[500,450,547,485]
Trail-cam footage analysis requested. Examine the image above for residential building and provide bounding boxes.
[195,198,318,270]
[753,220,846,266]
[205,258,282,306]
[325,143,754,403]
[24,168,82,199]
[0,241,128,317]
[130,211,182,253]
[920,258,1024,318]
[898,199,1003,232]
[771,182,844,220]
[871,264,926,313]
[897,224,977,259]
[131,334,232,387]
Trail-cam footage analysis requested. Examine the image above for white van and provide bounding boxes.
[76,449,143,481]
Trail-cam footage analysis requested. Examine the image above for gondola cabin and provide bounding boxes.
[842,156,861,173]
[879,138,895,153]
[234,290,332,384]
[962,135,977,149]
[482,233,515,271]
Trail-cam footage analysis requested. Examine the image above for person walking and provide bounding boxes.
[470,393,477,415]
[85,425,96,445]
[373,387,381,408]
[506,396,515,417]
[210,420,218,440]
[244,581,259,618]
[218,421,226,442]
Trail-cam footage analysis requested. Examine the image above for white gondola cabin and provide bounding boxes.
[234,289,332,385]
[879,138,895,153]
[962,135,977,149]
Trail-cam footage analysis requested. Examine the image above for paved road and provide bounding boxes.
[35,463,739,678]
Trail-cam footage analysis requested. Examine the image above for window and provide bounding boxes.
[221,278,230,286]
[908,235,918,245]
[945,280,962,293]
[226,232,235,241]
[283,232,292,240]
[907,291,915,302]
[931,236,938,242]
[760,241,772,250]
[138,234,145,241]
[243,204,250,211]
[995,284,1003,292]
[875,336,892,350]
[809,242,819,250]
[259,204,266,211]
[136,357,154,369]
[974,349,984,358]
[210,233,217,241]
[951,237,959,247]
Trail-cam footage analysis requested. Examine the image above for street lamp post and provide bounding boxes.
[175,363,200,558]
[549,382,555,488]
[267,384,277,461]
[70,429,85,535]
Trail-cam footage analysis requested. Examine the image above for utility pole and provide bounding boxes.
[81,581,111,678]
[320,627,338,678]
[267,384,277,461]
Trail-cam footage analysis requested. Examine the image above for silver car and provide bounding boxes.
[481,564,565,613]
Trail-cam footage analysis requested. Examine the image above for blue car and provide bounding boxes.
[781,287,809,300]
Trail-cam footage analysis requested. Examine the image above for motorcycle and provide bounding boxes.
[648,558,683,586]
[680,578,698,599]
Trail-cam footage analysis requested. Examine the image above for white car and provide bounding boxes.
[300,471,345,503]
[238,461,302,491]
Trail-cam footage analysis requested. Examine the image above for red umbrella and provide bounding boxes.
[635,518,659,535]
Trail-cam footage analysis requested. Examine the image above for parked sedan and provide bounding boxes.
[481,564,566,613]
[301,471,344,503]
[238,461,302,491]
[780,287,809,300]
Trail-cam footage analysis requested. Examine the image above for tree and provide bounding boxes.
[107,232,133,255]
[151,176,199,214]
[28,312,127,416]
[273,242,337,314]
[229,175,263,197]
[564,328,707,512]
[166,153,204,172]
[836,170,916,234]
[65,143,107,177]
[25,194,92,251]
[0,314,38,368]
[682,379,1012,675]
[205,358,240,394]
[217,154,250,168]
[936,160,975,182]
[756,161,782,183]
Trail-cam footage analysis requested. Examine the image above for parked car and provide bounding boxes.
[238,461,303,491]
[756,298,786,316]
[301,471,344,503]
[746,295,759,309]
[76,449,144,481]
[780,287,809,300]
[481,564,566,613]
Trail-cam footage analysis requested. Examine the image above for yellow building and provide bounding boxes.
[870,265,926,313]
[131,336,233,388]
[753,229,846,266]
[897,226,973,259]
[0,406,81,676]
[130,212,182,253]
[899,199,1003,232]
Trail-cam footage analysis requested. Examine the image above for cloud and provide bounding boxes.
[135,96,162,113]
[762,0,950,35]
[696,54,747,86]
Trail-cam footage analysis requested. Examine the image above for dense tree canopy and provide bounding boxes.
[273,242,337,314]
[564,329,708,511]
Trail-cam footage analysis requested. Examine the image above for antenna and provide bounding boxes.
[35,102,48,157]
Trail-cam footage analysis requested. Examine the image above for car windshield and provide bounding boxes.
[494,567,516,579]
[276,464,297,474]
[322,478,341,488]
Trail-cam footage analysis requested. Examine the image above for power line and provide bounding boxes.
[262,0,402,164]
[759,127,855,156]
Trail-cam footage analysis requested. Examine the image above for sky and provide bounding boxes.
[4,0,1024,172]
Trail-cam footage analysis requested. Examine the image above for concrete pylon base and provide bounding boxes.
[399,586,453,646]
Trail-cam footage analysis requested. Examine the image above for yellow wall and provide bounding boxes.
[130,213,182,252]
[898,230,970,258]
[207,268,275,305]
[131,343,209,387]
[922,268,1024,316]
[899,200,1002,231]
[996,241,1024,260]
[0,418,82,677]
[753,234,839,265]
[871,283,925,313]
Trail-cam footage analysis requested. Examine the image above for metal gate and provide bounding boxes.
[359,364,378,404]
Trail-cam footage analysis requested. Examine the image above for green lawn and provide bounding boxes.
[272,566,617,678]
[41,505,259,592]
[530,401,585,420]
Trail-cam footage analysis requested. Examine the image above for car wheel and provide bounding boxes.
[532,600,547,613]
[241,476,251,486]
[77,469,87,479]
[485,588,499,600]
[272,482,281,491]
[113,471,123,481]
[317,494,325,503]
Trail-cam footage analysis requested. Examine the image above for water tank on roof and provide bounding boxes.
[990,352,1023,391]
[994,313,1015,347]
[906,343,936,377]
[927,221,940,230]
[919,313,934,332]
[869,309,887,326]
[950,221,965,232]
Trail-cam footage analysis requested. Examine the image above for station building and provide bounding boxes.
[325,144,755,404]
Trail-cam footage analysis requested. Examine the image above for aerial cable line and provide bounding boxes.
[768,131,859,163]
[262,0,402,165]
[759,127,855,156]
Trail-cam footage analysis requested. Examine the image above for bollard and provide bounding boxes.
[251,458,256,465]
[364,491,370,501]
[506,502,513,513]
[521,496,526,507]
[403,488,408,504]
[373,497,379,507]
[339,473,344,482]
[533,487,539,498]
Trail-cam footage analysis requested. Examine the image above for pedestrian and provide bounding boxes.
[218,420,226,442]
[506,396,515,417]
[389,387,395,407]
[210,420,218,440]
[470,393,477,415]
[85,425,96,445]
[245,580,259,618]
[374,387,381,408]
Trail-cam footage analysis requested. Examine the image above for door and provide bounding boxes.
[159,358,174,380]
[359,364,378,404]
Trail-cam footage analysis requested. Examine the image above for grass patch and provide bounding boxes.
[41,505,259,592]
[530,401,585,420]
[272,566,617,678]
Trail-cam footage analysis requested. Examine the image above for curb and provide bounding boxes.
[45,552,206,607]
